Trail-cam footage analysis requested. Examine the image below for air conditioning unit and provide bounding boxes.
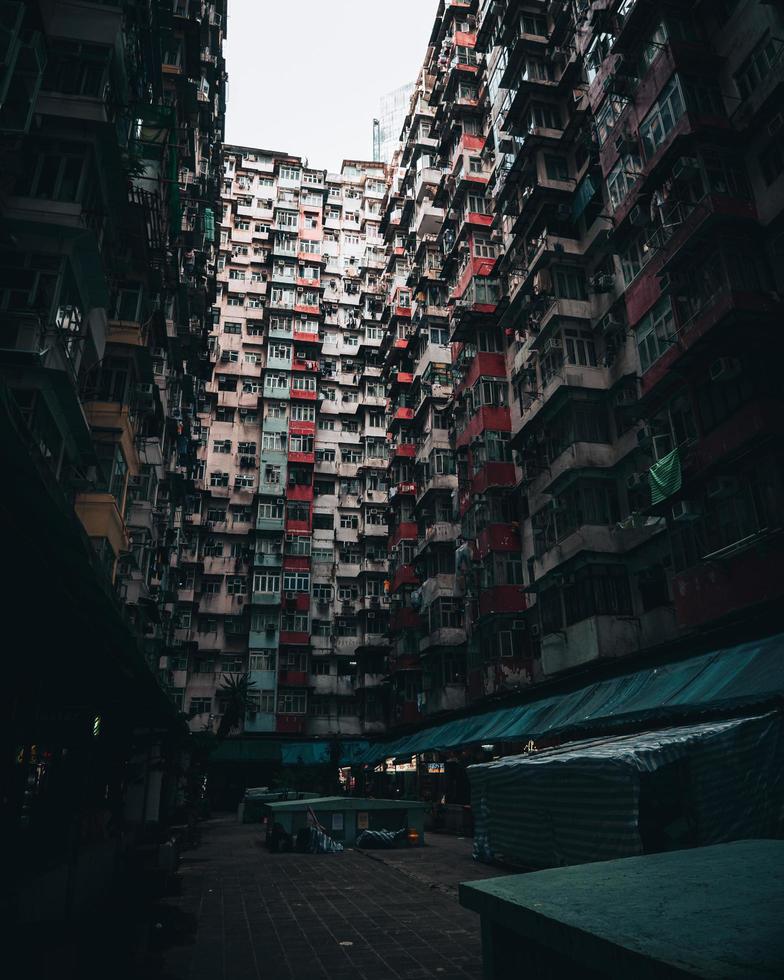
[709,357,741,382]
[671,500,701,523]
[626,472,647,491]
[629,204,649,227]
[614,387,637,407]
[706,476,738,500]
[285,591,296,599]
[599,311,624,336]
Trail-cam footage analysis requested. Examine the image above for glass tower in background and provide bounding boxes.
[373,83,414,163]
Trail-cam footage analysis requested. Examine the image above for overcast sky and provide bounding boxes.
[223,0,439,172]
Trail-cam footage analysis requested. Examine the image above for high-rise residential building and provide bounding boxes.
[374,83,415,163]
[374,0,784,730]
[4,0,226,925]
[182,148,390,737]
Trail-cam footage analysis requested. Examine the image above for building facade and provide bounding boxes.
[181,148,391,737]
[3,0,226,930]
[374,83,415,163]
[178,0,784,750]
[377,0,784,726]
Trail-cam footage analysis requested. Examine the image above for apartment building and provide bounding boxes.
[377,0,784,726]
[183,147,391,737]
[3,0,226,922]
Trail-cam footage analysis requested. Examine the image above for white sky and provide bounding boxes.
[223,0,439,173]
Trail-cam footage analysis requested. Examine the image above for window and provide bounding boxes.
[189,698,212,716]
[253,571,280,593]
[554,268,587,300]
[223,321,242,334]
[277,691,306,713]
[564,328,597,367]
[282,612,309,633]
[43,42,110,97]
[291,403,315,421]
[283,571,310,593]
[249,651,276,671]
[262,432,286,451]
[521,13,547,36]
[563,565,632,625]
[529,103,561,130]
[607,153,642,210]
[636,297,676,372]
[210,471,229,488]
[639,75,686,159]
[226,576,247,596]
[545,155,569,181]
[735,35,782,100]
[621,234,655,287]
[212,439,231,454]
[594,96,626,145]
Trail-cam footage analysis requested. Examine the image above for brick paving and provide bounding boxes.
[156,817,503,980]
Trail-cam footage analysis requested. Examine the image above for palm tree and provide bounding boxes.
[216,672,258,739]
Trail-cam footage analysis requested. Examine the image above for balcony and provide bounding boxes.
[390,564,419,593]
[416,522,459,555]
[74,492,128,560]
[477,585,528,618]
[420,627,467,652]
[252,589,281,606]
[541,614,642,677]
[278,669,309,687]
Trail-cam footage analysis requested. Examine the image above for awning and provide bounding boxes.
[469,713,783,869]
[355,631,784,764]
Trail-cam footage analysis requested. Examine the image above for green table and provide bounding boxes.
[263,796,427,846]
[241,789,319,823]
[459,840,784,979]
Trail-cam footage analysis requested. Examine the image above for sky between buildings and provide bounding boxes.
[223,0,440,172]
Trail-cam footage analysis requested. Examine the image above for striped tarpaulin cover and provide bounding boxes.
[469,713,783,870]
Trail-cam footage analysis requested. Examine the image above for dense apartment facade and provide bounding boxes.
[377,0,784,728]
[180,147,391,737]
[3,0,226,931]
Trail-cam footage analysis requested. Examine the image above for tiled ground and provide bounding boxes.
[157,817,502,980]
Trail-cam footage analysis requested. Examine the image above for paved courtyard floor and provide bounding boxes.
[154,816,511,980]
